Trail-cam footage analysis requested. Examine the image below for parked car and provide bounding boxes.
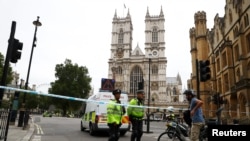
[43,111,52,117]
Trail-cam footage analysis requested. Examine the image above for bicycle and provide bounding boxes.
[157,107,224,141]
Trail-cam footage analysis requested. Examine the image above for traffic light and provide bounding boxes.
[10,38,23,63]
[199,60,211,82]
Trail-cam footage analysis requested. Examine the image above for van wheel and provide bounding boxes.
[89,124,95,136]
[80,122,85,131]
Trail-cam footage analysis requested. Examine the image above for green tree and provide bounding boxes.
[0,52,14,108]
[0,52,14,85]
[49,59,91,116]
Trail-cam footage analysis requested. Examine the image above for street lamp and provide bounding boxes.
[19,16,42,129]
[146,53,152,133]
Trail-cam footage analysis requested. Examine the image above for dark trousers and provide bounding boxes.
[130,119,143,141]
[108,124,120,141]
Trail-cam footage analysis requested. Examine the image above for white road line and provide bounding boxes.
[35,124,44,135]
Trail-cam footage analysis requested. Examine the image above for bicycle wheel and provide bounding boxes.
[157,131,182,141]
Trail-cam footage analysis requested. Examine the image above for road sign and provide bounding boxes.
[101,78,115,91]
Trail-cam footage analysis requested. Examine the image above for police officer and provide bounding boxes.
[166,106,175,121]
[127,90,145,141]
[107,89,126,141]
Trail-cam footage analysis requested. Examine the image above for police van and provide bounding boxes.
[80,90,130,136]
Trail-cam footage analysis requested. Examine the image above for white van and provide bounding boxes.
[80,90,130,136]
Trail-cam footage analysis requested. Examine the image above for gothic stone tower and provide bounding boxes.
[108,7,168,108]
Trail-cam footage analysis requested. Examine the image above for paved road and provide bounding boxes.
[31,115,170,141]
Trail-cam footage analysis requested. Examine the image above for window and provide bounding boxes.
[152,65,158,74]
[222,52,227,68]
[236,68,240,82]
[130,66,143,95]
[152,27,158,42]
[246,33,250,53]
[218,77,222,93]
[118,28,124,44]
[234,45,239,61]
[117,66,122,75]
[224,73,229,92]
[216,58,221,72]
[244,14,249,27]
[247,62,250,77]
[229,9,233,24]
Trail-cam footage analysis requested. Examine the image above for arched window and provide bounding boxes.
[130,66,143,96]
[118,28,124,44]
[152,27,158,42]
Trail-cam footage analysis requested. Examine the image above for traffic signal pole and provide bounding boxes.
[196,59,200,99]
[0,21,16,106]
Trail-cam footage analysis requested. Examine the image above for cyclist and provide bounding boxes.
[183,90,205,141]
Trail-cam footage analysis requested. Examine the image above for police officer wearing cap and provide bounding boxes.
[127,89,145,141]
[107,89,126,141]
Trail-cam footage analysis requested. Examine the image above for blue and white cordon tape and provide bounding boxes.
[0,85,190,111]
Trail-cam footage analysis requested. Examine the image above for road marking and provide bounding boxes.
[32,135,41,141]
[35,124,44,135]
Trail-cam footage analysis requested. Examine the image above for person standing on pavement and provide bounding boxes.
[127,90,145,141]
[183,90,205,141]
[107,89,126,141]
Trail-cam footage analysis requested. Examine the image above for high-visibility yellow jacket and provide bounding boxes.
[107,100,124,125]
[127,98,144,119]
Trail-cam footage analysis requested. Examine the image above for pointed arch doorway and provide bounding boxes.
[130,65,144,98]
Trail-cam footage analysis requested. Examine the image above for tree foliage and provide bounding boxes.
[49,59,91,116]
[0,52,13,85]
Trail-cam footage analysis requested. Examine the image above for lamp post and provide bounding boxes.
[146,53,152,133]
[19,16,42,129]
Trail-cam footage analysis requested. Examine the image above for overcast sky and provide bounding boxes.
[0,0,225,94]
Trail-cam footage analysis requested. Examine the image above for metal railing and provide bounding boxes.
[0,109,11,141]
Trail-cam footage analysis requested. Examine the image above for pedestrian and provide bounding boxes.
[107,89,126,141]
[127,89,145,141]
[183,90,205,141]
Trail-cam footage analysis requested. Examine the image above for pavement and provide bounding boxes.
[6,118,35,141]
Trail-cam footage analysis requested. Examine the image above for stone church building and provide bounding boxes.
[107,7,187,114]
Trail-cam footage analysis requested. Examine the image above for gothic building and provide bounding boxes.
[107,7,188,114]
[166,73,184,102]
[107,7,168,110]
[189,0,250,124]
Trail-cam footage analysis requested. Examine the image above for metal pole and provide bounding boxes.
[146,57,151,133]
[19,16,42,129]
[196,59,200,99]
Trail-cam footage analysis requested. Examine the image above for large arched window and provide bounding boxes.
[118,28,124,44]
[130,66,143,96]
[152,27,158,42]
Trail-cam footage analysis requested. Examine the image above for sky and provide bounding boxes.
[0,0,225,94]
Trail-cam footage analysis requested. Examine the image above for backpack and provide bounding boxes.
[183,110,192,127]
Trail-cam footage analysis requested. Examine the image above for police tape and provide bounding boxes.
[0,85,193,111]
